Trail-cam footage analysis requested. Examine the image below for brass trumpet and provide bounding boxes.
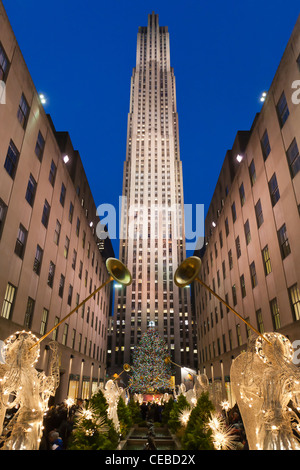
[29,258,132,350]
[174,256,271,344]
[113,363,131,381]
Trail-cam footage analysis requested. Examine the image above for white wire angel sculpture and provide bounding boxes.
[0,331,60,450]
[102,379,121,433]
[231,332,300,450]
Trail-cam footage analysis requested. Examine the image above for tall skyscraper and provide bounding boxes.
[108,12,197,381]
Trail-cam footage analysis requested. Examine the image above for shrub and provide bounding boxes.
[68,390,119,450]
[168,394,190,434]
[181,392,215,450]
[161,397,174,425]
[117,397,133,438]
[127,398,143,424]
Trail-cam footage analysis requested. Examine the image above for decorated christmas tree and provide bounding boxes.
[129,327,172,393]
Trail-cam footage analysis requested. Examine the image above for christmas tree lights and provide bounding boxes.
[129,328,172,393]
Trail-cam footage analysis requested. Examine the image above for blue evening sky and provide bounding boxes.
[3,0,300,257]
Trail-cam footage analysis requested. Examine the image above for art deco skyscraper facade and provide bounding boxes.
[108,12,196,379]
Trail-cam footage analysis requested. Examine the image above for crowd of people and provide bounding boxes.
[223,404,248,450]
[39,399,81,450]
[140,402,163,423]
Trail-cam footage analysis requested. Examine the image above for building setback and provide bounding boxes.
[193,15,300,396]
[0,1,114,402]
[108,12,197,383]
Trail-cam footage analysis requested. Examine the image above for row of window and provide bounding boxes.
[205,219,291,289]
[10,222,109,316]
[199,283,300,363]
[0,282,107,361]
[208,89,300,239]
[225,161,297,242]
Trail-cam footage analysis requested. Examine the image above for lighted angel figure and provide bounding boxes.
[0,331,59,450]
[102,379,121,432]
[162,392,170,403]
[174,383,186,400]
[193,373,209,399]
[231,332,300,450]
[210,380,224,411]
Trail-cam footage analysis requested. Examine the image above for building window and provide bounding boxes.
[270,298,281,329]
[240,274,246,298]
[40,308,49,335]
[255,199,264,228]
[244,219,251,245]
[17,93,30,129]
[232,284,237,306]
[277,223,291,259]
[53,219,61,245]
[297,53,300,72]
[72,329,76,349]
[64,236,70,259]
[69,202,74,223]
[286,138,300,179]
[0,198,7,239]
[62,324,69,346]
[52,317,59,341]
[1,282,16,319]
[268,173,280,206]
[79,260,83,279]
[249,159,256,186]
[225,217,229,236]
[0,42,9,81]
[4,140,19,179]
[276,91,289,128]
[47,261,55,288]
[49,160,57,186]
[239,183,245,206]
[260,130,271,161]
[67,285,73,306]
[231,202,237,223]
[33,244,43,275]
[249,261,257,288]
[222,260,226,279]
[228,249,233,270]
[35,131,45,161]
[60,183,66,207]
[219,230,223,248]
[15,224,27,259]
[41,200,50,228]
[25,174,37,207]
[76,217,80,237]
[262,245,272,275]
[256,308,264,334]
[289,284,300,321]
[235,235,241,259]
[236,324,242,346]
[58,274,65,298]
[24,297,35,329]
[72,249,77,270]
